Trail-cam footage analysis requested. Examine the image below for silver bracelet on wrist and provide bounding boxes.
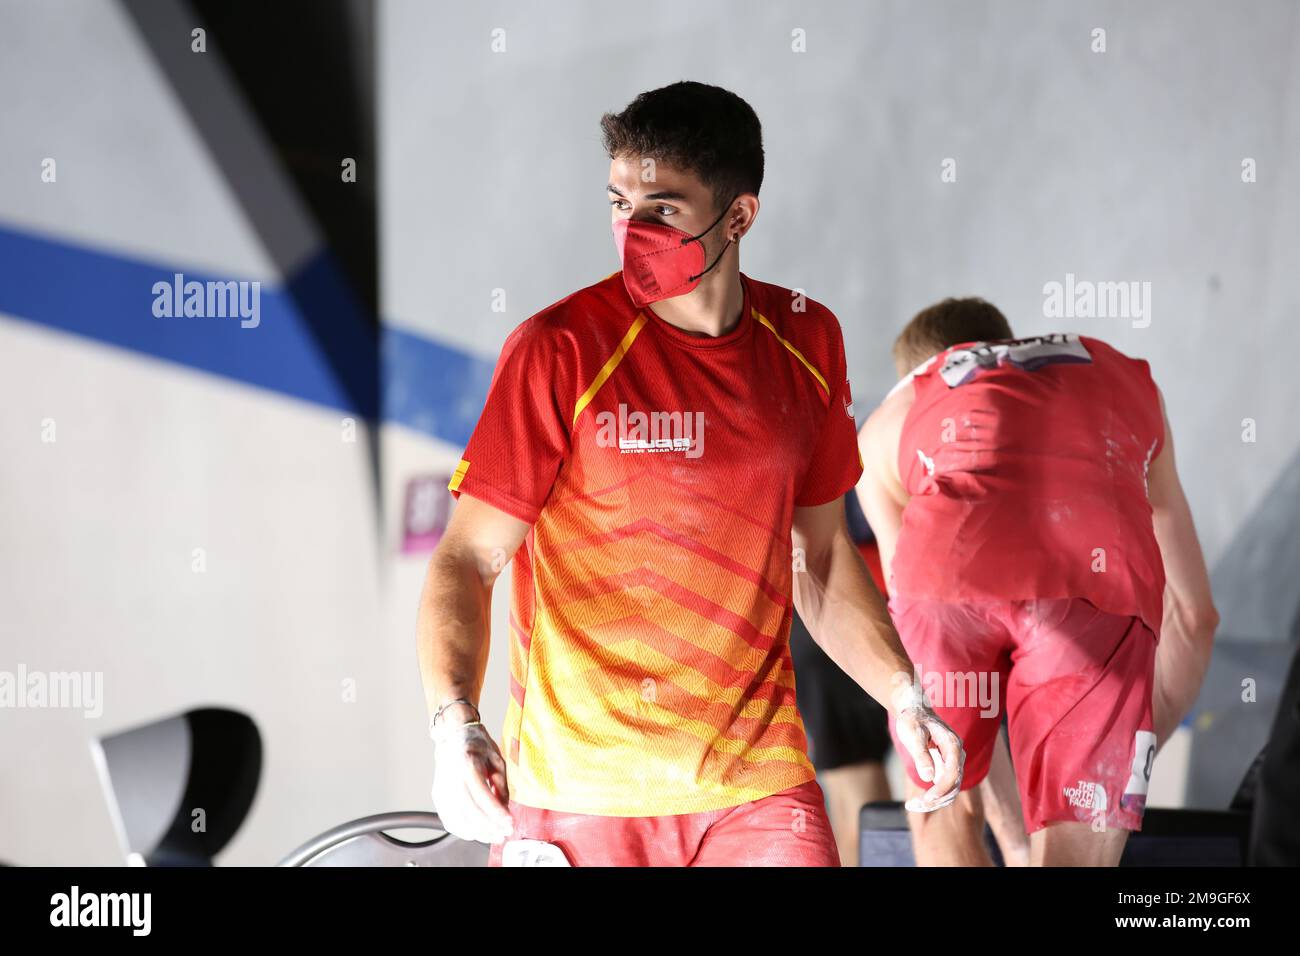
[429,697,481,737]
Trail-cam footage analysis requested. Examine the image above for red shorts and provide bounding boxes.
[888,596,1157,833]
[487,780,839,867]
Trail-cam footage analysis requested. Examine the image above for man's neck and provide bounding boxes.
[647,267,745,338]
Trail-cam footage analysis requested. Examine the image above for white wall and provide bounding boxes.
[0,321,390,865]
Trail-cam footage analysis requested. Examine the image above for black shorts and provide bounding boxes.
[790,611,891,771]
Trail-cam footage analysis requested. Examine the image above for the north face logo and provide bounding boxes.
[1064,779,1108,811]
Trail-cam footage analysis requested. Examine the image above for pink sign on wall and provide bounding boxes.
[402,474,452,554]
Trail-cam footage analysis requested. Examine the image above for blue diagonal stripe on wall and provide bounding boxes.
[0,221,493,447]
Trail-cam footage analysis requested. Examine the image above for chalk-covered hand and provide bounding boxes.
[891,679,965,812]
[430,721,514,844]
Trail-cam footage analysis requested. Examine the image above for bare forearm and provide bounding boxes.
[1152,596,1217,748]
[416,547,494,718]
[1146,399,1217,749]
[793,530,913,708]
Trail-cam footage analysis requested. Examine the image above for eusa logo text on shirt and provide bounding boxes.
[594,403,705,459]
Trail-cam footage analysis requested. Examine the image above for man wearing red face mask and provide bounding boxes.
[415,81,963,867]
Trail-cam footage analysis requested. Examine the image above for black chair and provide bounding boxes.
[94,707,261,866]
[277,812,489,867]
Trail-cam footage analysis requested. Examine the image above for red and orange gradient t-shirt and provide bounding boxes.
[449,273,862,816]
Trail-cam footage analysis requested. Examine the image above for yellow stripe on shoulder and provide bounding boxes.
[572,312,649,427]
[752,308,830,396]
[447,458,470,492]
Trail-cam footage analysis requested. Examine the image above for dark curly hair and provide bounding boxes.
[600,81,764,213]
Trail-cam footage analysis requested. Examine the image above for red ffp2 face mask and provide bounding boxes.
[612,200,736,307]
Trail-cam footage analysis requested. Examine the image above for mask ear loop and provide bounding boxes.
[687,236,735,283]
[685,198,741,283]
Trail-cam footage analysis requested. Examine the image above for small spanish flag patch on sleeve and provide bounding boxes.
[448,458,470,493]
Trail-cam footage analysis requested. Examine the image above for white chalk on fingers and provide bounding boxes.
[905,794,937,813]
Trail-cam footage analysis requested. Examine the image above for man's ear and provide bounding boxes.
[730,194,760,241]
